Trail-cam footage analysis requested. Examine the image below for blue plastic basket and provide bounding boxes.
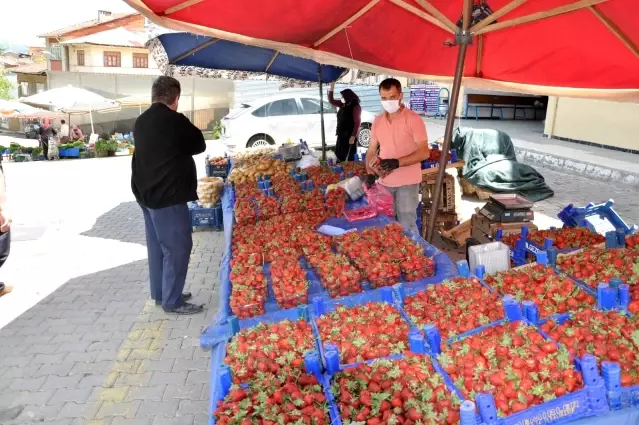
[428,319,609,425]
[189,202,223,231]
[309,287,419,372]
[205,156,230,178]
[558,200,638,236]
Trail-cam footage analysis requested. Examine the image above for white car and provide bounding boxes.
[219,94,376,150]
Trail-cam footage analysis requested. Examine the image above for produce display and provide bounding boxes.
[425,148,452,163]
[225,319,315,382]
[540,308,639,386]
[500,227,605,251]
[270,258,309,309]
[325,187,346,217]
[341,161,366,178]
[556,245,639,309]
[255,194,280,220]
[228,156,291,185]
[229,263,267,319]
[483,265,595,317]
[331,356,462,425]
[438,322,583,417]
[235,199,257,227]
[208,156,229,166]
[306,251,363,298]
[196,176,224,207]
[316,302,410,364]
[304,165,340,186]
[404,277,504,338]
[214,373,330,425]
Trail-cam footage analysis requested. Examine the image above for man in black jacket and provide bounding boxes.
[132,76,206,315]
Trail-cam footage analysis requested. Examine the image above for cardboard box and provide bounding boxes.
[472,214,538,238]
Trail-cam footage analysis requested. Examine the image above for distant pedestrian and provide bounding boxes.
[71,125,84,141]
[39,119,57,161]
[328,82,361,162]
[59,119,70,142]
[131,76,206,315]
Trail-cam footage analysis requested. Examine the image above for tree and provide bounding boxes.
[0,70,13,100]
[0,46,14,100]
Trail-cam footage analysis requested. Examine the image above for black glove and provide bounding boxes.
[380,158,400,172]
[365,174,377,188]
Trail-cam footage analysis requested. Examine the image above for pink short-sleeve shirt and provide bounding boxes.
[371,107,428,187]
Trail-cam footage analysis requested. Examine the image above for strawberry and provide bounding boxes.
[438,322,583,418]
[332,356,461,425]
[317,302,409,364]
[404,277,504,339]
[484,265,595,317]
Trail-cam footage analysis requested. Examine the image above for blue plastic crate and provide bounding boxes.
[205,156,230,178]
[309,287,419,372]
[558,200,638,236]
[420,149,458,169]
[428,319,609,425]
[189,202,223,231]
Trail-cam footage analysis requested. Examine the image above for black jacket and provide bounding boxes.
[131,103,206,209]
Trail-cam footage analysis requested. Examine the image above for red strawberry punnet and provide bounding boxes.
[325,187,346,217]
[255,194,280,220]
[235,198,257,226]
[316,302,409,364]
[306,251,362,298]
[230,264,267,319]
[541,308,639,386]
[270,258,309,309]
[401,254,436,281]
[500,227,605,252]
[404,277,504,339]
[556,245,639,312]
[331,355,462,425]
[215,373,329,425]
[224,319,316,382]
[438,322,583,418]
[484,265,595,317]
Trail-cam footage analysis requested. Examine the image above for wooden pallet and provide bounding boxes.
[421,208,458,235]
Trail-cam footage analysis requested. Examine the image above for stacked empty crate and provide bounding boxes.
[421,172,457,235]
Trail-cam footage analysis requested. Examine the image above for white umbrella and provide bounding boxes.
[21,86,118,134]
[116,95,152,114]
[0,99,63,119]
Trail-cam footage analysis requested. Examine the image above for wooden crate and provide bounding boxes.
[422,174,455,213]
[421,208,458,235]
[460,177,493,200]
[471,213,538,238]
[440,219,472,248]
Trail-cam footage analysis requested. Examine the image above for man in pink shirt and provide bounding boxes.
[366,78,430,233]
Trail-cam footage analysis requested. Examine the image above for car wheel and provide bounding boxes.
[358,125,372,148]
[247,134,274,148]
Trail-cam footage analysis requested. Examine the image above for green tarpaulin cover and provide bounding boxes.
[452,127,554,202]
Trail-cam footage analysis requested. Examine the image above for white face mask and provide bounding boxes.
[341,97,346,104]
[381,99,401,114]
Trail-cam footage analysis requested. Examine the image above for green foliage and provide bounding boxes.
[95,139,118,153]
[9,142,22,153]
[31,147,42,157]
[212,121,223,140]
[0,69,13,100]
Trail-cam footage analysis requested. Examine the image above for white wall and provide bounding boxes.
[68,45,160,76]
[545,97,639,151]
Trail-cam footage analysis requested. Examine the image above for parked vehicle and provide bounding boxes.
[219,94,376,150]
[24,123,41,140]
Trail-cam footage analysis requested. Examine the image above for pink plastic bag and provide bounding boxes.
[343,205,377,222]
[365,183,395,217]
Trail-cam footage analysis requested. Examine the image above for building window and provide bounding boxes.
[49,44,62,60]
[132,53,148,68]
[103,51,121,67]
[77,50,85,66]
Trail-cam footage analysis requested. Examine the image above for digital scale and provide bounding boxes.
[479,194,534,223]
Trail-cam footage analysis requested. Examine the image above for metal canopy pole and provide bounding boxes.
[425,0,473,242]
[318,65,327,161]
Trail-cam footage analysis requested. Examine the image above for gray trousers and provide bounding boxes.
[381,183,420,234]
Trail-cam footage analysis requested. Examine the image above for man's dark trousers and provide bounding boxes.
[140,203,192,310]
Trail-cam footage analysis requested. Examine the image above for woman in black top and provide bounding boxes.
[38,119,57,160]
[328,82,361,162]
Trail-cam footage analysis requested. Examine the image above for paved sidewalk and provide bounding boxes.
[0,201,224,425]
[425,119,639,185]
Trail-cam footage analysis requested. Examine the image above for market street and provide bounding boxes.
[0,140,638,424]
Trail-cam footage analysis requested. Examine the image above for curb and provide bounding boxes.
[515,148,639,187]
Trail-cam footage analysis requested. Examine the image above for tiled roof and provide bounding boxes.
[7,62,48,75]
[38,13,136,38]
[60,28,148,48]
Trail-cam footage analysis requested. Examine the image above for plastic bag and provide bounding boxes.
[364,183,395,217]
[197,177,224,207]
[343,205,377,222]
[297,152,320,170]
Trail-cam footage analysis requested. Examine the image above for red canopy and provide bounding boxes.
[127,0,639,101]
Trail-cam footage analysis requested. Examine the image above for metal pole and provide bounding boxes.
[426,0,473,242]
[318,65,327,161]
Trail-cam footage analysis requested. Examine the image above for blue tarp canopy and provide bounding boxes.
[154,32,346,83]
